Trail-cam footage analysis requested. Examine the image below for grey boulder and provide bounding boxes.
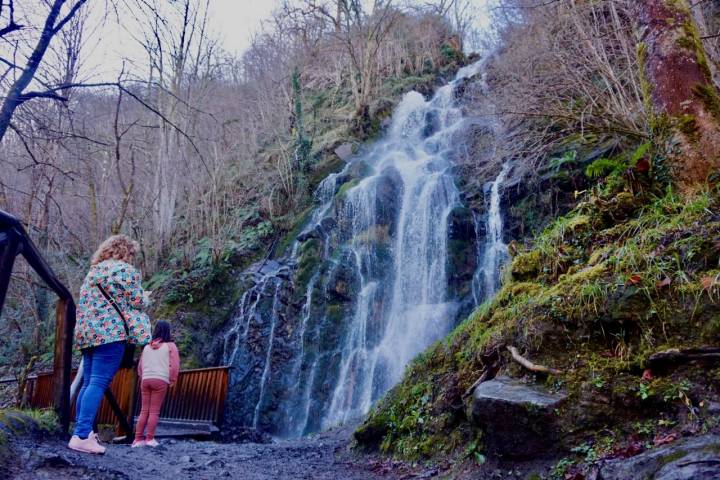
[599,434,720,480]
[466,375,567,458]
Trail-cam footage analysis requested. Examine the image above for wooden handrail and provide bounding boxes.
[0,209,76,433]
[11,365,230,381]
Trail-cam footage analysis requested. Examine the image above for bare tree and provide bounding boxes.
[477,0,644,180]
[129,0,214,256]
[0,0,89,142]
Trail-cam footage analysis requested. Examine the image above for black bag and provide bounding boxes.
[95,282,137,369]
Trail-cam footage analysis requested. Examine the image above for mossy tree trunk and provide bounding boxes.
[636,0,720,188]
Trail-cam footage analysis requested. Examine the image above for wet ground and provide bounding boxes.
[7,426,434,480]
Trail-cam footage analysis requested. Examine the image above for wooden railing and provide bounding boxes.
[158,366,229,424]
[24,366,229,430]
[0,210,230,435]
[0,209,76,431]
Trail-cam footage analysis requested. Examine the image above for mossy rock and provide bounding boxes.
[510,250,543,280]
[335,178,361,201]
[0,409,60,474]
[295,238,322,293]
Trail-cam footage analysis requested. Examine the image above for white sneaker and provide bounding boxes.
[68,435,106,454]
[145,439,159,447]
[131,440,146,448]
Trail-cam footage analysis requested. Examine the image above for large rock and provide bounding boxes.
[466,375,567,458]
[598,435,720,480]
[334,142,354,161]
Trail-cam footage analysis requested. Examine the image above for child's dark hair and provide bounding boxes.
[153,321,172,342]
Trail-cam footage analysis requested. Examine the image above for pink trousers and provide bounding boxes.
[134,378,168,441]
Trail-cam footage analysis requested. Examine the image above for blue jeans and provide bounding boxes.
[73,341,125,439]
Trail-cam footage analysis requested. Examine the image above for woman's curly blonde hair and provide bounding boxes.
[91,235,140,265]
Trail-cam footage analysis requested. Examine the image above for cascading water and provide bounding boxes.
[472,163,511,302]
[222,61,507,437]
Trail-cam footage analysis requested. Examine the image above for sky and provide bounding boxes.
[73,0,492,82]
[79,0,279,80]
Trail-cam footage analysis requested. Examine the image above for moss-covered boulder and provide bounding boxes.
[510,250,542,280]
[0,409,58,477]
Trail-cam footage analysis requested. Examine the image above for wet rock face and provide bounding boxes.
[446,206,478,302]
[223,270,305,431]
[373,167,403,234]
[598,435,720,480]
[466,376,567,458]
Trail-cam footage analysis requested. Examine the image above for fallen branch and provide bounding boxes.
[507,346,562,375]
[647,347,720,370]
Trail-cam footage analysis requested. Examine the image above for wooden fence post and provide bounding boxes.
[52,298,76,433]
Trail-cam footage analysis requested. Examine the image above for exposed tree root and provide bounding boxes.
[507,346,563,375]
[462,367,492,400]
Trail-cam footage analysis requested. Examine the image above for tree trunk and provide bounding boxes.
[636,0,720,188]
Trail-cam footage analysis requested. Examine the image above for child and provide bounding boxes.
[132,321,180,447]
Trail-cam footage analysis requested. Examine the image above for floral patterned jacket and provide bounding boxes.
[74,259,152,351]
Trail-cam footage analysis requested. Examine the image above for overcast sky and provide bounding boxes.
[76,0,277,80]
[74,0,492,81]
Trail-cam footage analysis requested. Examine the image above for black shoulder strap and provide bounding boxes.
[95,282,130,336]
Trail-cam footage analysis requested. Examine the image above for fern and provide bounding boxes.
[585,157,625,178]
[585,142,651,179]
[549,150,578,172]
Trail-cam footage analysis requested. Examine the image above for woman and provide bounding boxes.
[132,321,180,448]
[68,235,151,454]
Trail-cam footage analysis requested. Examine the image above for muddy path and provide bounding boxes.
[7,426,434,480]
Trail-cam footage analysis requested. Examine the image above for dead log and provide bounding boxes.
[507,346,563,376]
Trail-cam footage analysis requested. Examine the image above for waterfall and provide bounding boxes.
[482,163,510,299]
[222,61,506,437]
